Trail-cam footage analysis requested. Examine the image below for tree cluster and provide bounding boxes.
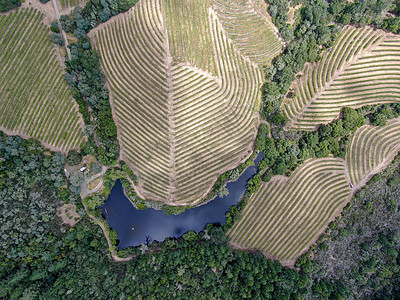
[0,0,20,12]
[264,0,340,125]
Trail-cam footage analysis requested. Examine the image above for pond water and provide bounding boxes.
[101,153,264,248]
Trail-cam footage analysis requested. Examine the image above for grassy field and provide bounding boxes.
[347,119,400,185]
[228,158,351,265]
[0,8,85,152]
[89,0,282,204]
[281,26,400,131]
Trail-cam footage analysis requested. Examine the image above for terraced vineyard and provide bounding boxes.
[0,8,85,152]
[282,26,400,131]
[58,0,87,10]
[213,0,282,66]
[229,158,352,264]
[165,0,217,75]
[230,118,400,264]
[347,119,400,185]
[89,0,282,204]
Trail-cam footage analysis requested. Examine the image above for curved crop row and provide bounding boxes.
[89,0,274,204]
[347,119,400,185]
[229,158,351,263]
[165,0,217,75]
[59,0,87,10]
[0,9,85,152]
[282,26,400,131]
[213,0,282,66]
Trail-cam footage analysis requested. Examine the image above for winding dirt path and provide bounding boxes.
[80,165,107,198]
[51,0,71,60]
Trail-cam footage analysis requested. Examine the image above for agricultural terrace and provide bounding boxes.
[58,0,87,11]
[229,158,351,265]
[347,119,400,185]
[89,0,282,204]
[213,0,282,66]
[282,26,400,131]
[0,9,85,152]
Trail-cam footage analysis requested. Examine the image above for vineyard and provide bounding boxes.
[230,117,400,264]
[229,158,351,264]
[58,0,87,10]
[281,26,400,131]
[0,8,85,152]
[347,119,400,185]
[89,0,282,204]
[213,0,282,66]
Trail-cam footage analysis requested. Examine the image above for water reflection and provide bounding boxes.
[101,153,264,248]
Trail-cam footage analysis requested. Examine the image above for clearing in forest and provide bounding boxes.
[281,26,400,131]
[89,0,282,205]
[0,8,85,152]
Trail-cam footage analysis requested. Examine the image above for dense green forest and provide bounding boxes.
[0,0,20,12]
[0,131,399,299]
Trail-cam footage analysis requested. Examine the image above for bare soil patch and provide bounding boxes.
[22,1,55,25]
[287,4,302,26]
[58,203,81,227]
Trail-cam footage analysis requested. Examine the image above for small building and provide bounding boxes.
[79,166,87,172]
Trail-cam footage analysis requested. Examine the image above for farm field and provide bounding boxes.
[281,26,400,131]
[58,0,87,11]
[89,0,282,204]
[0,8,85,152]
[230,119,400,265]
[213,0,282,66]
[347,119,400,186]
[229,158,351,265]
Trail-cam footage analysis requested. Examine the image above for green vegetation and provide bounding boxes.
[212,0,282,67]
[1,131,398,299]
[50,32,64,46]
[0,131,309,299]
[229,107,400,263]
[1,0,400,298]
[59,0,140,165]
[263,0,396,126]
[0,9,86,152]
[0,0,20,12]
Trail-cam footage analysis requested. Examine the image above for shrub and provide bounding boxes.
[50,33,65,46]
[67,150,83,166]
[91,162,102,174]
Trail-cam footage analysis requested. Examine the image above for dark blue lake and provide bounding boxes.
[101,153,263,248]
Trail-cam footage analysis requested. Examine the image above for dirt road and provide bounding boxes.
[51,0,72,60]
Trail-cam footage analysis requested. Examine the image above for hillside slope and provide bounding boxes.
[89,0,282,204]
[282,26,400,131]
[0,8,85,152]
